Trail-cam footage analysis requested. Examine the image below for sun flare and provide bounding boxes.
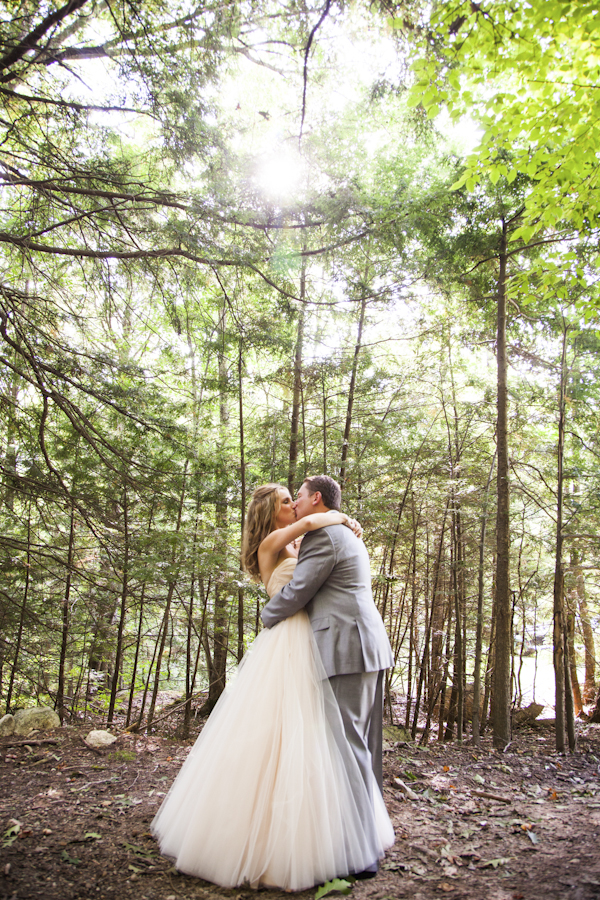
[256,150,305,200]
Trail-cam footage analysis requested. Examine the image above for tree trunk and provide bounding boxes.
[339,291,367,488]
[571,548,595,703]
[472,453,496,746]
[146,464,188,730]
[206,300,232,711]
[125,497,157,726]
[451,504,464,743]
[57,500,76,724]
[322,372,328,474]
[413,499,450,742]
[107,486,129,725]
[491,219,512,749]
[238,340,246,663]
[183,500,200,737]
[6,503,32,713]
[566,603,582,715]
[288,260,306,494]
[553,319,576,751]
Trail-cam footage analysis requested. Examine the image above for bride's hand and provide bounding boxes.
[305,511,363,539]
[343,515,363,539]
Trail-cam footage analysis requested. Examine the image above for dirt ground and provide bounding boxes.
[2,712,600,900]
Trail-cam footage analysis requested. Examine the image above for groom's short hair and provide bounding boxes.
[303,475,341,511]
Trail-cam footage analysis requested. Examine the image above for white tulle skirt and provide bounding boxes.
[151,610,394,891]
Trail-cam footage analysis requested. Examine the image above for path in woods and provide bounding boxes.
[2,722,600,900]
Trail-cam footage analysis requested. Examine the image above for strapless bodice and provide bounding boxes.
[265,558,296,598]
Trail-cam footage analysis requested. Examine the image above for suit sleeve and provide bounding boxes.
[261,528,336,628]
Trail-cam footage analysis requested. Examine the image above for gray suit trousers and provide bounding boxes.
[328,669,385,796]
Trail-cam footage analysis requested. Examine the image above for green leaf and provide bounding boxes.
[315,878,354,899]
[2,821,21,848]
[450,172,469,191]
[61,849,80,865]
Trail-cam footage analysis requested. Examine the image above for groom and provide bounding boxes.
[261,474,394,877]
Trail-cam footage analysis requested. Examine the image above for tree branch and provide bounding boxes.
[0,85,148,116]
[0,0,91,76]
[299,0,332,148]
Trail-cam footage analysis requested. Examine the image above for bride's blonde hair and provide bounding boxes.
[242,483,287,581]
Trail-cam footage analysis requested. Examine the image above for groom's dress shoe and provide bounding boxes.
[352,866,378,880]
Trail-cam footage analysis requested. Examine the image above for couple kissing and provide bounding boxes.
[152,475,394,891]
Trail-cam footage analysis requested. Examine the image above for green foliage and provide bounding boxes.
[408,0,600,311]
[315,878,354,899]
[109,750,137,762]
[0,0,598,737]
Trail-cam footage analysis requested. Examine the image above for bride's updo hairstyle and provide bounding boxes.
[242,483,287,581]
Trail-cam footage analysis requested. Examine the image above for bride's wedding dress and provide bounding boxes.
[151,557,394,891]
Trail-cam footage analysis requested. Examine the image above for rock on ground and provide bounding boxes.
[0,713,15,736]
[13,706,60,735]
[84,729,118,748]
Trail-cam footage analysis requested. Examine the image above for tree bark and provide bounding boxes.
[238,340,246,663]
[571,548,595,703]
[288,260,306,494]
[491,219,512,749]
[57,499,76,724]
[553,319,575,751]
[451,505,464,743]
[339,291,367,488]
[472,453,496,745]
[107,485,129,725]
[566,603,582,715]
[6,503,32,713]
[206,299,231,710]
[146,464,188,730]
[413,498,450,742]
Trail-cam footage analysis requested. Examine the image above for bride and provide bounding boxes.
[151,483,394,891]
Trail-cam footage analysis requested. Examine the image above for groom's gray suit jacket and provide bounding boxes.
[261,524,393,677]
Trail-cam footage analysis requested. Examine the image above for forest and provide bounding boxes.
[1,0,600,761]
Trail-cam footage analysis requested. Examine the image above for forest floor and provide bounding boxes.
[2,710,600,900]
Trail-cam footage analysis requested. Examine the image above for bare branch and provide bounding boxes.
[0,0,91,76]
[299,0,332,148]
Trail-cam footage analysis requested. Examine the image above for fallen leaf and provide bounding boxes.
[315,878,353,899]
[394,777,419,801]
[2,820,21,848]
